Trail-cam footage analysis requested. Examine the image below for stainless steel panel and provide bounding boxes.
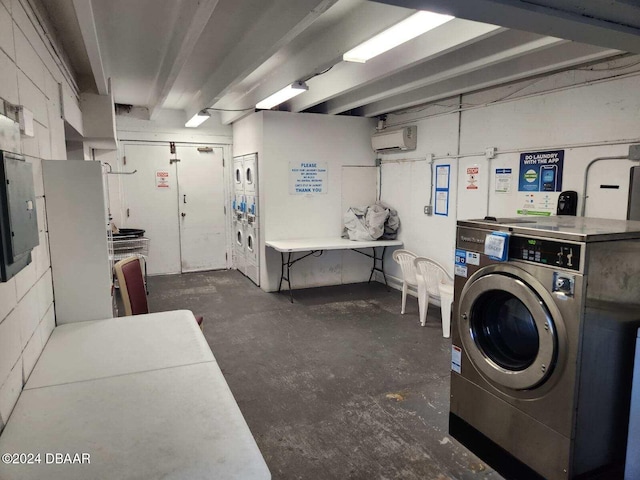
[586,240,640,305]
[458,216,640,242]
[450,374,571,480]
[574,301,640,476]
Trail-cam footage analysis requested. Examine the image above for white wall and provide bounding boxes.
[111,108,233,223]
[0,0,74,432]
[234,111,377,291]
[379,104,460,278]
[379,59,640,283]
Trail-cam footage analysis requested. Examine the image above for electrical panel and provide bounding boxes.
[0,150,39,281]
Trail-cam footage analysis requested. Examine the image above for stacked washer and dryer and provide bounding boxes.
[232,153,260,285]
[451,216,640,480]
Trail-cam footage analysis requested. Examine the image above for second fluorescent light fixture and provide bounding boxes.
[256,81,308,110]
[185,110,210,128]
[343,11,454,63]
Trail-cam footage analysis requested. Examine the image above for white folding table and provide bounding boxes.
[266,237,403,302]
[0,311,271,480]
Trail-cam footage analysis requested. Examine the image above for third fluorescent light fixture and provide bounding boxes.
[343,11,454,63]
[256,81,309,110]
[185,110,211,128]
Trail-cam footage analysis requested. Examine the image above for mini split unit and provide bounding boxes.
[371,126,417,152]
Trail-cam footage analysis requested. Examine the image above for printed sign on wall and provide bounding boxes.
[466,166,479,190]
[518,150,564,192]
[156,170,170,189]
[495,168,512,194]
[435,164,450,216]
[289,161,328,195]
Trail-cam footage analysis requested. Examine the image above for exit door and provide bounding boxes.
[122,143,227,275]
[178,146,226,272]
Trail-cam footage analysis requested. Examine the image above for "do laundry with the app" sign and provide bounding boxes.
[518,150,564,192]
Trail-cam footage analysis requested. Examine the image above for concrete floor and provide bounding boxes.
[147,270,504,480]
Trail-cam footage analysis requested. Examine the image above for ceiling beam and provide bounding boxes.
[371,0,640,54]
[148,0,221,120]
[216,1,414,125]
[184,0,340,121]
[72,0,108,95]
[353,43,620,117]
[286,19,503,114]
[316,30,566,115]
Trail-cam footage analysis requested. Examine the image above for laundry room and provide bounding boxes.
[0,1,640,480]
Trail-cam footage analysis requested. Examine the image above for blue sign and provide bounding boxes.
[455,249,467,266]
[518,150,564,192]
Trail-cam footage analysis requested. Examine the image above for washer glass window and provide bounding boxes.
[471,290,540,371]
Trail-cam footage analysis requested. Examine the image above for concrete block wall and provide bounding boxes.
[0,0,77,432]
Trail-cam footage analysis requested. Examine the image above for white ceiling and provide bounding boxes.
[40,0,639,125]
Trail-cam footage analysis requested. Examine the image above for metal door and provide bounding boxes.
[177,146,226,272]
[233,156,244,193]
[122,143,181,275]
[233,220,246,274]
[458,264,560,390]
[244,154,257,193]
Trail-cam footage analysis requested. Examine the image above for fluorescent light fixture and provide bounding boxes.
[343,11,454,63]
[185,110,210,128]
[256,81,309,110]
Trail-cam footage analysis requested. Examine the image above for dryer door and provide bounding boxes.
[458,266,559,391]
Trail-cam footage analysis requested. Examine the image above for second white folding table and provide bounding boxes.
[266,237,403,302]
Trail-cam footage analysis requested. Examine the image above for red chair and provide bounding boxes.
[114,257,204,330]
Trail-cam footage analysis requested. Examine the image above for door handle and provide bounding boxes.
[181,212,186,217]
[183,194,187,204]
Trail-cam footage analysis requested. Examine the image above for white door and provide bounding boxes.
[176,145,226,272]
[122,143,181,275]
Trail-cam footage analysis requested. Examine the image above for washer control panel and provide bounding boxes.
[509,236,581,271]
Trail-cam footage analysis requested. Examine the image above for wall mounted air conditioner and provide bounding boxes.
[372,126,417,152]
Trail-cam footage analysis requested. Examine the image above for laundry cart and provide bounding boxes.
[109,229,150,292]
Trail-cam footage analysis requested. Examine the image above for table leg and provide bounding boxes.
[368,246,390,290]
[276,250,319,303]
[278,252,285,293]
[286,252,293,303]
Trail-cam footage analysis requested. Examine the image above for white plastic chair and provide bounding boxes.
[414,257,454,337]
[392,249,418,315]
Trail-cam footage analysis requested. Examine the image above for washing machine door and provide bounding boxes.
[458,265,559,391]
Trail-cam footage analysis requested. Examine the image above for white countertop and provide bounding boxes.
[26,310,214,389]
[266,237,402,252]
[0,311,270,480]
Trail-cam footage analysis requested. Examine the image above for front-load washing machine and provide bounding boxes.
[450,216,640,480]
